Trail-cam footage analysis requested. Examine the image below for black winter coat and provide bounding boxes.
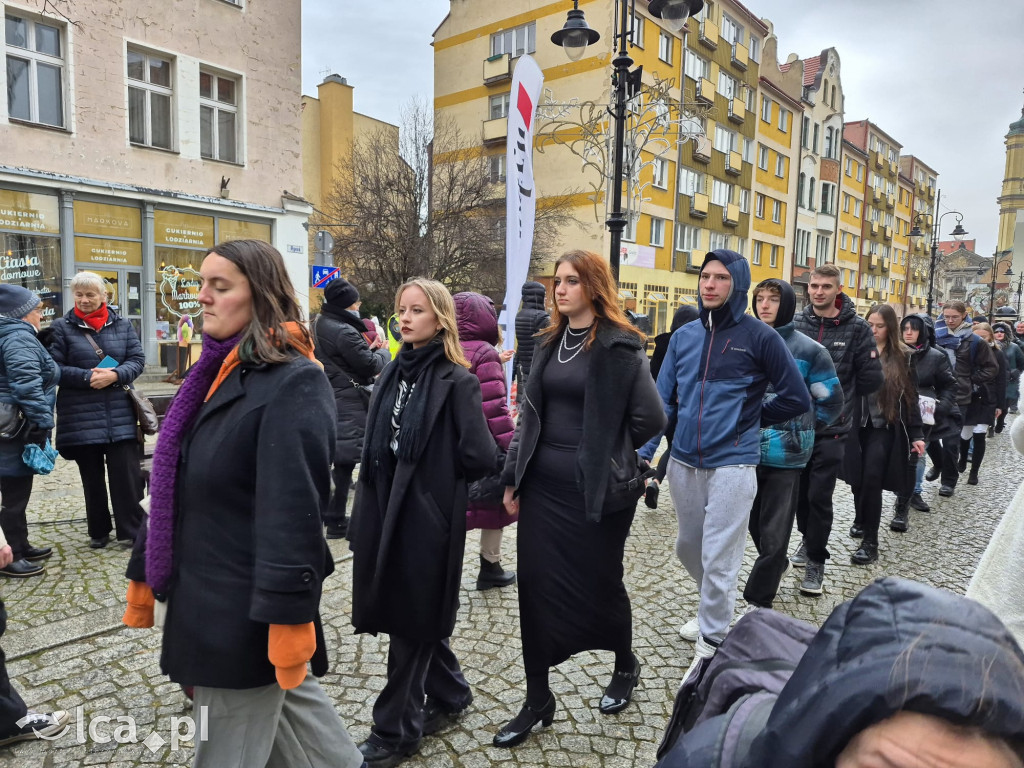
[501,323,666,521]
[965,343,1007,426]
[0,318,59,477]
[742,577,1024,768]
[349,359,497,641]
[910,344,958,441]
[792,294,883,437]
[313,311,389,465]
[513,281,549,386]
[159,356,337,689]
[48,308,145,450]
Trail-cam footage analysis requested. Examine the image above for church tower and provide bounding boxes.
[997,97,1024,270]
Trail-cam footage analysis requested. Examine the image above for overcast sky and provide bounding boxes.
[303,0,1024,261]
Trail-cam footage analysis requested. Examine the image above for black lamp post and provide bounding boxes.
[986,249,1014,316]
[909,190,967,317]
[551,0,703,281]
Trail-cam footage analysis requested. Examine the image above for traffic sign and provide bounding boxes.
[312,265,340,288]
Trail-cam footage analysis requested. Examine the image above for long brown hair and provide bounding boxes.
[537,250,644,349]
[867,304,916,423]
[208,239,310,364]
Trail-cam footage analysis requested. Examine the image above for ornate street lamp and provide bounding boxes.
[551,0,703,280]
[909,190,967,317]
[985,249,1014,315]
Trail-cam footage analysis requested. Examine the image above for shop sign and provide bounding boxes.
[158,265,203,319]
[154,211,214,249]
[74,237,144,267]
[218,218,272,243]
[74,201,142,239]
[0,189,60,234]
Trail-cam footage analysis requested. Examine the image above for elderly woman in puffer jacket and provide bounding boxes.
[454,292,518,590]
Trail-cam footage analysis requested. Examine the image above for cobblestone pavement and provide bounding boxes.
[1,416,1021,767]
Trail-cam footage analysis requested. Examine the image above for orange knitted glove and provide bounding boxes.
[123,580,155,628]
[268,623,315,690]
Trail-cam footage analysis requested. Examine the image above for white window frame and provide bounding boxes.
[845,157,852,176]
[623,214,637,243]
[714,125,738,153]
[739,188,750,213]
[4,12,66,127]
[684,50,710,81]
[778,107,789,133]
[752,242,762,265]
[761,96,771,123]
[488,154,506,184]
[678,167,704,196]
[742,137,754,164]
[650,217,665,248]
[675,223,701,252]
[127,47,175,150]
[199,68,241,163]
[718,71,738,100]
[712,179,732,207]
[489,93,510,120]
[490,22,536,57]
[771,199,781,224]
[629,12,645,48]
[652,157,669,189]
[775,153,785,178]
[770,244,779,268]
[757,144,769,171]
[721,12,743,44]
[755,193,765,218]
[748,36,761,63]
[658,30,673,63]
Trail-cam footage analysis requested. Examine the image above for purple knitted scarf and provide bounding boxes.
[145,333,241,593]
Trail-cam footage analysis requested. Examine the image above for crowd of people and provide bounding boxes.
[0,240,1021,765]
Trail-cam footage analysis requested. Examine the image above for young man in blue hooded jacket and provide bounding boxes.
[655,251,810,679]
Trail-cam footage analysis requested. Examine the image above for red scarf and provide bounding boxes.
[74,304,109,332]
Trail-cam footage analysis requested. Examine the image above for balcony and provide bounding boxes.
[730,42,748,71]
[916,180,927,196]
[690,193,709,217]
[691,134,711,163]
[723,203,740,226]
[725,150,742,176]
[873,150,885,169]
[482,117,508,144]
[885,194,895,209]
[483,53,512,84]
[696,77,715,105]
[699,19,719,48]
[889,160,899,175]
[870,221,879,236]
[882,258,891,271]
[816,211,836,232]
[925,184,935,201]
[872,188,883,203]
[728,98,745,124]
[869,254,880,270]
[686,250,704,273]
[884,225,893,240]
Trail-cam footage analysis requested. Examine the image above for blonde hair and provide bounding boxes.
[973,322,996,345]
[395,278,469,368]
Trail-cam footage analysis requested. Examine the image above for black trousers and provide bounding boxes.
[0,601,27,738]
[324,462,355,527]
[369,636,470,751]
[64,440,144,541]
[851,425,896,545]
[744,466,801,609]
[796,434,847,564]
[0,475,34,560]
[926,437,959,488]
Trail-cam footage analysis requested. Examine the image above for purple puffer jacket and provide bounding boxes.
[454,292,517,530]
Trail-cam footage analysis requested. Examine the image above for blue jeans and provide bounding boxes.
[914,456,925,495]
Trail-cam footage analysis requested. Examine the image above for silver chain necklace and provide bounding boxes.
[557,324,591,364]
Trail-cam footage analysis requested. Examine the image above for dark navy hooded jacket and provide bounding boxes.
[655,250,810,468]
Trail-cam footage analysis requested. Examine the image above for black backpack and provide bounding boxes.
[655,609,816,768]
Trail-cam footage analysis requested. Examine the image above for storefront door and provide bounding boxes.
[79,267,143,338]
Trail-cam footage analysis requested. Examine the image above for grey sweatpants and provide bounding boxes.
[192,674,362,768]
[667,458,757,643]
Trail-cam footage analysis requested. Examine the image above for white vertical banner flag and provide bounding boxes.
[501,54,544,360]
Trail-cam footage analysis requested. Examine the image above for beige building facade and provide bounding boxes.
[1,0,309,365]
[997,103,1024,279]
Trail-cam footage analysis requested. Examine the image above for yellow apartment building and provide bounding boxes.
[900,155,938,314]
[838,139,866,301]
[997,102,1024,275]
[895,174,917,314]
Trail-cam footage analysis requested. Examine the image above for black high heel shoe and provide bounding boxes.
[492,693,556,748]
[599,654,641,714]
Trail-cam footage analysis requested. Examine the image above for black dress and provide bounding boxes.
[517,345,635,676]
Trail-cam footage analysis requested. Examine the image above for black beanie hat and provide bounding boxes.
[0,284,41,319]
[324,278,359,308]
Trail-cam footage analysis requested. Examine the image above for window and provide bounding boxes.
[714,125,738,153]
[755,193,765,218]
[489,93,510,120]
[843,194,851,213]
[488,154,506,183]
[849,268,856,288]
[845,157,852,176]
[808,177,816,211]
[775,154,785,178]
[712,179,732,207]
[757,145,769,170]
[675,223,701,252]
[718,71,738,100]
[770,244,780,268]
[735,237,747,258]
[761,96,772,123]
[652,157,669,189]
[5,13,65,127]
[199,70,239,163]
[801,116,810,149]
[778,107,789,133]
[629,12,644,48]
[857,164,864,182]
[678,167,704,196]
[650,217,665,247]
[491,22,536,57]
[127,48,174,149]
[797,173,805,209]
[812,123,820,154]
[795,229,811,266]
[854,200,862,217]
[815,235,831,263]
[840,232,848,250]
[709,232,729,252]
[658,31,673,63]
[742,137,754,163]
[721,13,743,44]
[739,189,750,213]
[771,199,781,224]
[749,36,761,63]
[745,86,756,113]
[820,183,835,214]
[824,127,833,159]
[752,242,762,265]
[684,50,710,81]
[623,215,636,242]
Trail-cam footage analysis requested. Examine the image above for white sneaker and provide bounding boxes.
[681,636,718,685]
[679,617,700,642]
[0,710,70,745]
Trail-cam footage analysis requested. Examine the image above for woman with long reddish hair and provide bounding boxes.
[494,250,665,748]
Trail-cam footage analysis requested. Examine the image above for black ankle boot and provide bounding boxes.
[890,501,909,532]
[851,540,879,565]
[476,556,516,590]
[957,439,970,473]
[493,693,557,748]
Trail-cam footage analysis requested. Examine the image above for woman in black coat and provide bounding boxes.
[348,278,496,768]
[845,304,924,564]
[123,239,362,767]
[47,271,145,548]
[313,277,389,539]
[0,285,59,577]
[494,251,665,749]
[961,323,1007,486]
[897,314,956,517]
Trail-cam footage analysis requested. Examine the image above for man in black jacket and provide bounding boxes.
[512,282,549,389]
[790,264,882,596]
